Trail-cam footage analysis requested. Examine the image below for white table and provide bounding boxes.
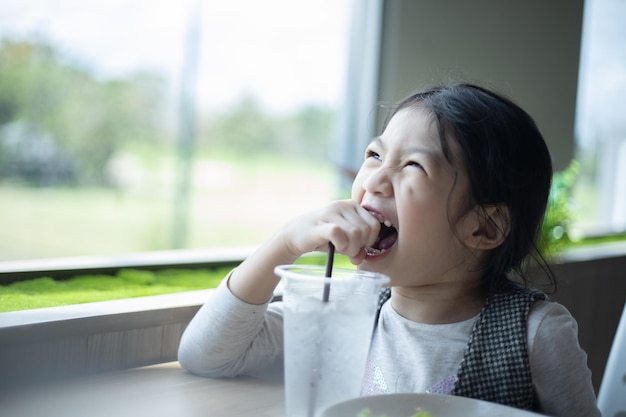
[0,362,285,417]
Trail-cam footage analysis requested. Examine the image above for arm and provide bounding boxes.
[528,301,601,417]
[178,200,381,377]
[228,199,381,305]
[178,274,285,378]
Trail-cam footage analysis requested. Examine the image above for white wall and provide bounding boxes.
[375,0,584,171]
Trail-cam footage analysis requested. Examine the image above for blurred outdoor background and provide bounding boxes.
[0,0,349,261]
[0,0,625,262]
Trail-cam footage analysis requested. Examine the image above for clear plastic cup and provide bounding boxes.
[274,264,390,417]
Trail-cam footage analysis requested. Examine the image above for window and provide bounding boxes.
[573,0,626,238]
[0,0,352,261]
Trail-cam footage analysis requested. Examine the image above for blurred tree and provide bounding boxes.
[201,95,334,159]
[202,95,276,153]
[0,39,167,185]
[279,104,335,158]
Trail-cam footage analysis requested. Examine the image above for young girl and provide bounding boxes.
[178,83,600,416]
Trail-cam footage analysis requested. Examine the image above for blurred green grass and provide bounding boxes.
[0,151,336,261]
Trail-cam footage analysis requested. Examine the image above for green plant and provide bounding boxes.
[0,253,354,313]
[538,160,579,258]
[0,268,228,313]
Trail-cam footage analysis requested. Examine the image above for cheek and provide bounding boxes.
[399,187,451,231]
[350,171,367,200]
[351,183,364,202]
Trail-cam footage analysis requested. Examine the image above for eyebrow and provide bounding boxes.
[369,136,438,159]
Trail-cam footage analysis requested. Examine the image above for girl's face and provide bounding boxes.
[351,107,478,287]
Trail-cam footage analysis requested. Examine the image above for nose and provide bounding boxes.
[362,166,393,197]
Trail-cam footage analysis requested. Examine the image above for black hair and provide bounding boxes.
[384,82,555,293]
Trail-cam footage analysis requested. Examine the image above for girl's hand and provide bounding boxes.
[279,200,381,265]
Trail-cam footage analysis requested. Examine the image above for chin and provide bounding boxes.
[358,253,393,273]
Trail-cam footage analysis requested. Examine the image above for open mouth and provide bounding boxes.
[365,220,398,256]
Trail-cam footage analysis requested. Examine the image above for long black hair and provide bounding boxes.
[384,83,555,292]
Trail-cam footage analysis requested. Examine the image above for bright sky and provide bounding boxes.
[0,0,351,114]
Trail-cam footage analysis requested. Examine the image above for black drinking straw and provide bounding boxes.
[307,242,334,417]
[322,242,335,302]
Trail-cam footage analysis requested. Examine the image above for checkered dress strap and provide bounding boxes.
[375,287,391,326]
[451,282,549,410]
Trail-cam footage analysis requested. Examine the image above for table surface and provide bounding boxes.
[0,362,285,417]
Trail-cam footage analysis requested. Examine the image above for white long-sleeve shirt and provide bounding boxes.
[178,276,600,417]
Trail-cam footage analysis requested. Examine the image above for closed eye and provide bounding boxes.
[406,161,424,170]
[365,149,381,161]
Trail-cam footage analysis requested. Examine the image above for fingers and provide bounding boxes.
[349,250,367,266]
[322,200,380,258]
[280,200,380,259]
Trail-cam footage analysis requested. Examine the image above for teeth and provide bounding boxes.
[365,247,382,256]
[383,220,392,227]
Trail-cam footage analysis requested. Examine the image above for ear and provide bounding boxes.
[462,205,511,250]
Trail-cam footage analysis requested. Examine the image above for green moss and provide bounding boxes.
[0,268,229,313]
[0,254,356,313]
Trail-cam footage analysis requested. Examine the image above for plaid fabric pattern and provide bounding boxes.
[377,287,392,312]
[375,288,391,326]
[452,283,548,409]
[375,282,548,410]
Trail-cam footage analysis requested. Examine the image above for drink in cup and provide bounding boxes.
[274,264,390,417]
